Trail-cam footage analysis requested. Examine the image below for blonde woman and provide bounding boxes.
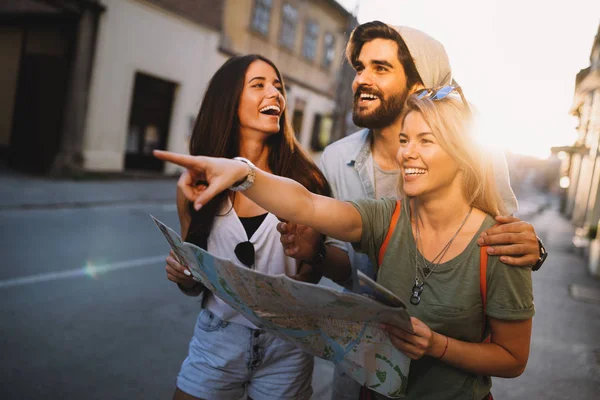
[154,86,534,400]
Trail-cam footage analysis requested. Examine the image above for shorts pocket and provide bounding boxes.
[195,309,224,332]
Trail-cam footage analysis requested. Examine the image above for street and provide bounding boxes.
[1,174,599,399]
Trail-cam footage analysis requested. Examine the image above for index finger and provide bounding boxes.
[153,150,202,169]
[481,221,527,236]
[494,215,521,224]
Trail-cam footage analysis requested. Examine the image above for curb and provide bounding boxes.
[0,198,174,211]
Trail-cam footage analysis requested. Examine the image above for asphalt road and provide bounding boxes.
[0,203,200,399]
[1,194,599,399]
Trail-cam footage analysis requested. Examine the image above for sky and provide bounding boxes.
[336,0,600,159]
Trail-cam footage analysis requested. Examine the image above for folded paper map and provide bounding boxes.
[152,215,412,398]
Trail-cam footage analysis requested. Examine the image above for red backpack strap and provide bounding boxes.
[480,245,491,342]
[377,200,402,268]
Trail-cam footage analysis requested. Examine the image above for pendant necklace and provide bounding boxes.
[410,203,473,305]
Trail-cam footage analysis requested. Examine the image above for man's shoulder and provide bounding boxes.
[321,129,369,161]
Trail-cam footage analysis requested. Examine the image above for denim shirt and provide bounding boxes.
[319,128,518,290]
[318,129,378,287]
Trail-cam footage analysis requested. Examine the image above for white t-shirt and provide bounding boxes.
[204,199,298,328]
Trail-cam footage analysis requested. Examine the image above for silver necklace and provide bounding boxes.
[410,203,473,305]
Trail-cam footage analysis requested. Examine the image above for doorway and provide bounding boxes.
[125,72,176,171]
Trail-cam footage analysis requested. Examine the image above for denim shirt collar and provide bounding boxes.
[347,129,375,199]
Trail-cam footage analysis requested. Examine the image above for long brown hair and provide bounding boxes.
[185,54,331,247]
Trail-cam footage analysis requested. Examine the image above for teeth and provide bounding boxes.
[405,168,427,175]
[259,105,281,114]
[360,93,378,100]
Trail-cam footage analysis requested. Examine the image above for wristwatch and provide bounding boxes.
[230,157,256,192]
[531,236,548,271]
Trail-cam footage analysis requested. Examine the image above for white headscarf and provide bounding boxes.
[392,26,453,88]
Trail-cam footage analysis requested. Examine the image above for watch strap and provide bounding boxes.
[531,236,547,271]
[230,157,256,192]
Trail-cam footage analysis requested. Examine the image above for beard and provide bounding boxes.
[352,87,408,129]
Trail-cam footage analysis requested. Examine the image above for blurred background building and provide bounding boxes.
[555,22,600,277]
[0,0,356,176]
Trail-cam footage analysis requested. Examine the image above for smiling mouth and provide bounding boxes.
[259,105,281,116]
[404,168,427,176]
[356,92,380,105]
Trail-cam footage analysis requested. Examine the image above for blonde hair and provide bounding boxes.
[398,93,507,217]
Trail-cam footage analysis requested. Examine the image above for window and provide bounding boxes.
[310,114,333,151]
[126,72,176,171]
[302,20,319,60]
[322,32,335,68]
[251,0,272,36]
[279,3,298,50]
[292,109,304,139]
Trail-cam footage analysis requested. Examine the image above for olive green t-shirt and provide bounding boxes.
[350,197,535,400]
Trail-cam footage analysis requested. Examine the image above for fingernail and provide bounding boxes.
[184,269,191,276]
[194,203,202,211]
[480,232,487,237]
[477,238,484,245]
[487,247,495,254]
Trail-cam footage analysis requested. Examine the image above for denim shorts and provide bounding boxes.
[176,308,314,400]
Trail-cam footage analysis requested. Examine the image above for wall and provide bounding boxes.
[222,0,346,96]
[82,0,223,173]
[286,82,335,149]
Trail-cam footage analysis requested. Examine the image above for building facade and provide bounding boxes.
[558,23,600,276]
[1,0,353,175]
[0,0,105,174]
[220,0,351,152]
[81,0,224,174]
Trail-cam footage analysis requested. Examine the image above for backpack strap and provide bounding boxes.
[377,200,402,269]
[480,245,491,343]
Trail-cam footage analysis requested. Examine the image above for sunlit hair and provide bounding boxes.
[345,21,423,90]
[398,93,507,217]
[185,54,330,248]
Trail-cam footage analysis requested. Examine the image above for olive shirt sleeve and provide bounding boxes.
[486,255,535,320]
[348,197,398,262]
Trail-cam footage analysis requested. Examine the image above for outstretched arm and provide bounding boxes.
[153,151,363,243]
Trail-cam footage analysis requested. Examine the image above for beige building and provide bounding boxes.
[0,0,224,175]
[558,23,600,276]
[220,0,351,151]
[81,0,224,174]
